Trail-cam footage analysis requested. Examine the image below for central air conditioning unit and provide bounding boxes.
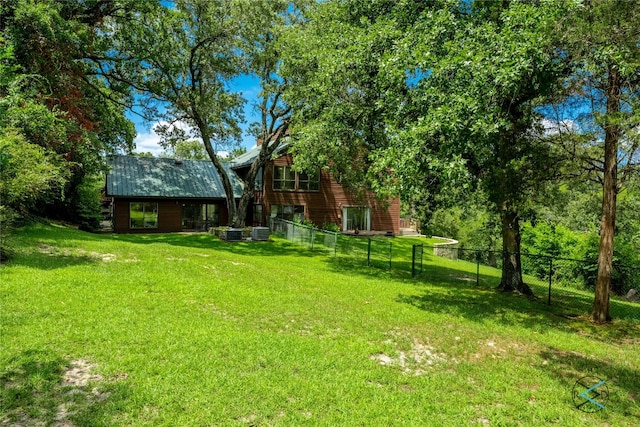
[222,228,243,241]
[251,227,270,241]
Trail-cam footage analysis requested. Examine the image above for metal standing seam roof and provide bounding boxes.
[230,142,289,169]
[106,155,244,199]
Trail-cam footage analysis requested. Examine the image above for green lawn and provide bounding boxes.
[1,223,638,426]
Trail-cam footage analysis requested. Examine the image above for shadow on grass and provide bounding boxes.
[10,251,100,270]
[13,225,639,329]
[0,350,130,427]
[111,232,311,258]
[539,346,640,416]
[9,225,309,270]
[325,250,640,333]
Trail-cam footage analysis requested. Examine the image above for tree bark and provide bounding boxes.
[593,66,620,324]
[234,168,256,228]
[497,208,534,296]
[201,134,237,227]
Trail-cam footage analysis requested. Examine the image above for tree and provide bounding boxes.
[282,0,569,295]
[232,0,302,227]
[554,0,640,322]
[160,140,208,160]
[281,0,430,199]
[415,1,573,295]
[109,0,301,227]
[107,0,245,225]
[0,131,67,259]
[1,0,136,226]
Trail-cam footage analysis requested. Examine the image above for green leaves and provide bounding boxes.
[0,131,66,209]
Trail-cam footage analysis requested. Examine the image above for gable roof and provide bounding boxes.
[231,142,289,169]
[106,155,243,199]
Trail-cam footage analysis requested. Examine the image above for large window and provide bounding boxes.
[254,167,263,190]
[298,171,320,191]
[273,165,296,190]
[342,206,370,231]
[271,204,305,222]
[273,166,319,191]
[182,204,220,230]
[130,202,158,229]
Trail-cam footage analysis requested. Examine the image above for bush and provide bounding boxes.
[569,232,640,295]
[322,222,340,233]
[0,206,17,262]
[74,176,103,232]
[520,222,579,280]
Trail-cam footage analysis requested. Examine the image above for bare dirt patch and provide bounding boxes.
[36,243,134,263]
[0,359,116,427]
[371,338,448,375]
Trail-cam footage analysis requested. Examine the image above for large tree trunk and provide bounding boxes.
[593,66,620,324]
[235,141,280,227]
[234,190,252,228]
[497,208,534,296]
[201,136,237,227]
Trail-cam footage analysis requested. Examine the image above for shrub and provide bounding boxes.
[74,176,103,232]
[569,232,640,295]
[322,222,341,233]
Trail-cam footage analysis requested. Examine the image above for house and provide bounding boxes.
[105,155,243,233]
[231,145,400,234]
[105,148,400,234]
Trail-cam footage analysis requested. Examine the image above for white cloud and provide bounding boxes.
[541,118,578,135]
[132,120,246,158]
[133,120,201,157]
[132,130,163,156]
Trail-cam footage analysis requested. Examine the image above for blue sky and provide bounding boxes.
[130,74,263,156]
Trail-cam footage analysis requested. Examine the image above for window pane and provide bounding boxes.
[253,204,263,226]
[143,202,158,228]
[298,171,319,191]
[274,165,296,190]
[293,205,305,222]
[255,167,263,190]
[274,166,283,180]
[130,202,144,228]
[272,204,305,221]
[344,206,370,231]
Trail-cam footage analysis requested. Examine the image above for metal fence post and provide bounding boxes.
[476,251,480,286]
[548,257,553,305]
[412,245,416,277]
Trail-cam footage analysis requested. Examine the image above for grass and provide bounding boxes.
[1,223,639,426]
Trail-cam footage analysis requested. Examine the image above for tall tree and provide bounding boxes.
[108,0,245,225]
[281,0,429,198]
[232,0,305,227]
[282,0,569,295]
[555,0,640,322]
[447,1,569,295]
[1,0,136,227]
[109,0,299,227]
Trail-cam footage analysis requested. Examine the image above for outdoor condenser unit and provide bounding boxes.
[223,228,243,241]
[251,227,270,241]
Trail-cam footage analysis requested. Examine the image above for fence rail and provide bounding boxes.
[269,219,639,321]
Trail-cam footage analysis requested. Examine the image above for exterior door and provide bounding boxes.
[342,206,370,231]
[182,204,200,230]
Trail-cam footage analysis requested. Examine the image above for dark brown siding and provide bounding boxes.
[112,198,228,233]
[256,155,400,234]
